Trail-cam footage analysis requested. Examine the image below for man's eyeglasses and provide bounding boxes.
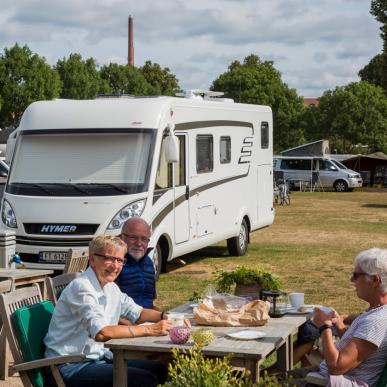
[94,253,127,266]
[351,272,369,280]
[121,233,150,243]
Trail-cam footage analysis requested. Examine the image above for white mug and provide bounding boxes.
[168,313,185,327]
[289,292,305,309]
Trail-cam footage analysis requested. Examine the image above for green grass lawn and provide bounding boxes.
[156,190,387,313]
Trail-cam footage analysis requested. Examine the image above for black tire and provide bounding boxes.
[334,180,348,192]
[152,243,164,280]
[227,219,249,256]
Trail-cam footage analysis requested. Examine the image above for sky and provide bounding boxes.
[0,0,382,98]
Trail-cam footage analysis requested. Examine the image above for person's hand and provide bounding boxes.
[331,311,346,330]
[148,319,172,336]
[313,307,335,327]
[184,319,191,328]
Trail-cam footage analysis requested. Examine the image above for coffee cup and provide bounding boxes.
[168,313,185,327]
[289,292,304,309]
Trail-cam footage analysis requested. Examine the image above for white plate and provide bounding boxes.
[226,330,266,340]
[286,305,314,314]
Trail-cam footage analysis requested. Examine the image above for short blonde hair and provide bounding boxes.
[89,234,127,256]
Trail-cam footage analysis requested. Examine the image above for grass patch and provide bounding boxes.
[155,190,387,315]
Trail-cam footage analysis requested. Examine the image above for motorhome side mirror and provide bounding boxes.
[164,134,180,163]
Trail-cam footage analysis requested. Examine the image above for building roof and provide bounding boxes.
[303,98,319,107]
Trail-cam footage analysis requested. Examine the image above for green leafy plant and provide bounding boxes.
[164,347,253,387]
[189,291,201,302]
[215,266,282,293]
[164,347,294,386]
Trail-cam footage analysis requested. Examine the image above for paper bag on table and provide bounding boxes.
[193,299,270,327]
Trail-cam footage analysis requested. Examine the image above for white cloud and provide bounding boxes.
[0,0,382,97]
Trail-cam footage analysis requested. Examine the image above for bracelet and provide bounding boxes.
[128,326,135,338]
[319,324,333,334]
[160,311,165,321]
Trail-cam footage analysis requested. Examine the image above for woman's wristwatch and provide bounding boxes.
[160,311,167,320]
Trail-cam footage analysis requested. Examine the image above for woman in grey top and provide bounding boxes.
[312,247,387,386]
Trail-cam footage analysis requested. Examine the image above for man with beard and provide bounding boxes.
[44,234,170,387]
[117,217,157,309]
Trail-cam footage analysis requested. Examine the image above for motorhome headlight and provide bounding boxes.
[1,199,17,228]
[107,199,146,230]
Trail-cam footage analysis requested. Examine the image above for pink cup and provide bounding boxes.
[169,326,191,344]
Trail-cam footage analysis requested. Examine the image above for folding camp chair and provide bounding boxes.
[0,284,84,387]
[63,248,89,273]
[46,272,81,305]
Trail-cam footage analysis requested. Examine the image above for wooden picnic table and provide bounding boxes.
[105,303,309,386]
[0,268,53,380]
[0,268,53,299]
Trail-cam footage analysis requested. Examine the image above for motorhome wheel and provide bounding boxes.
[227,219,249,256]
[152,244,163,280]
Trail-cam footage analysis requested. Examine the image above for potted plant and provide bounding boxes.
[215,265,282,298]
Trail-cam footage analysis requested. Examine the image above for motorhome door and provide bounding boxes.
[173,134,190,244]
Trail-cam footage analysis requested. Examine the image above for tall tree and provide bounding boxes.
[358,53,387,91]
[371,0,387,50]
[0,44,62,128]
[308,81,387,153]
[99,63,151,95]
[211,54,305,151]
[56,54,109,99]
[139,61,180,96]
[359,1,387,93]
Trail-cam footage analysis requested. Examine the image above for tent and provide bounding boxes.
[341,152,387,186]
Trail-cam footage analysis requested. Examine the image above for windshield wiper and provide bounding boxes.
[64,183,93,195]
[13,183,55,195]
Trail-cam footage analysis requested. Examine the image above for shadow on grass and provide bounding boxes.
[362,204,387,208]
[166,245,229,273]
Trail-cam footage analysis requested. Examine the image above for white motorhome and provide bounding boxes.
[1,92,274,274]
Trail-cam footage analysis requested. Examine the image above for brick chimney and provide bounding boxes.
[128,15,134,66]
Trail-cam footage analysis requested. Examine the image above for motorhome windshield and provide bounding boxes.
[6,130,155,196]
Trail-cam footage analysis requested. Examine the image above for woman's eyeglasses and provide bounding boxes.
[94,253,127,266]
[351,272,369,280]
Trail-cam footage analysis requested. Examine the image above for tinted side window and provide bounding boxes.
[261,122,269,149]
[220,136,231,164]
[281,159,311,170]
[197,135,213,173]
[319,160,337,171]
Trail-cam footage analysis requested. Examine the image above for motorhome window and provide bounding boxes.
[319,160,338,171]
[7,131,155,196]
[220,136,231,164]
[196,135,213,173]
[156,135,186,189]
[280,159,312,170]
[261,122,269,149]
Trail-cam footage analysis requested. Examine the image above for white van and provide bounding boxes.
[273,156,362,192]
[1,92,274,274]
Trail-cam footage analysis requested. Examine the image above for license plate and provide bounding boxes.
[39,251,68,263]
